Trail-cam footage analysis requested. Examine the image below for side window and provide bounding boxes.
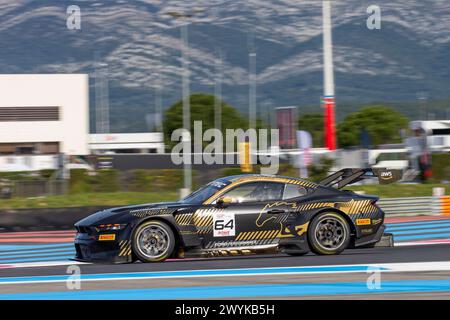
[220,182,284,203]
[283,184,308,200]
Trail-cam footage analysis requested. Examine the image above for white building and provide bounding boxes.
[368,148,408,170]
[0,74,167,172]
[0,74,89,155]
[0,74,89,171]
[408,120,450,154]
[89,133,165,154]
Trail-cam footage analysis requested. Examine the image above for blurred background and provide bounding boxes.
[0,0,450,211]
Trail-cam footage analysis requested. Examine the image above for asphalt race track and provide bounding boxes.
[1,216,450,299]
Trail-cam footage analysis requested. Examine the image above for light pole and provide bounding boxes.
[214,49,223,132]
[417,92,428,120]
[261,100,272,130]
[165,10,204,195]
[248,31,257,130]
[211,6,223,132]
[180,22,192,194]
[94,52,110,134]
[154,66,163,133]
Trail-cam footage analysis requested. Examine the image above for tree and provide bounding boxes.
[308,157,335,182]
[298,113,324,148]
[163,93,248,148]
[337,106,409,148]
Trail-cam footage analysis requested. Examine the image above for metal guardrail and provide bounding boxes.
[379,196,441,216]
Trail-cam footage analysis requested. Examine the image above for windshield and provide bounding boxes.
[180,180,228,204]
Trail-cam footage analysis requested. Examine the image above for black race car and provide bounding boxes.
[74,168,400,263]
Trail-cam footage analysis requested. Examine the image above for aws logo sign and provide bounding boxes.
[380,171,393,180]
[375,169,402,185]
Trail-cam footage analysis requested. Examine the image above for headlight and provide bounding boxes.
[95,224,127,232]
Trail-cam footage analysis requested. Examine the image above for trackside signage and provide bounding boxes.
[171,121,280,174]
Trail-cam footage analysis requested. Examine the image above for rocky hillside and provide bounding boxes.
[0,0,449,131]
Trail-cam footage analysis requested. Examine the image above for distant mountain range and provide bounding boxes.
[0,0,449,132]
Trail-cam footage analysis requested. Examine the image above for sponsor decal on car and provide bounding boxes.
[213,212,236,237]
[212,240,257,248]
[356,218,371,226]
[372,218,382,225]
[99,234,116,241]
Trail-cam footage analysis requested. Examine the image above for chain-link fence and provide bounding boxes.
[0,179,13,199]
[12,180,68,198]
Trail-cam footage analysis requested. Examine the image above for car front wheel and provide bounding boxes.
[132,220,175,262]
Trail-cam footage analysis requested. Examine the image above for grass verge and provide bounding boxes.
[348,183,450,198]
[0,192,179,209]
[0,184,449,209]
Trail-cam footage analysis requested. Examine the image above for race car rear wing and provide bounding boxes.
[318,168,403,189]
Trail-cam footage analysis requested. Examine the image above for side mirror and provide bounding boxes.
[216,196,233,207]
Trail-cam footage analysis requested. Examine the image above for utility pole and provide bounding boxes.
[322,1,336,150]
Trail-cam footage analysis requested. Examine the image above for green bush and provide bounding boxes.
[69,169,120,193]
[220,163,299,178]
[221,167,244,177]
[69,169,197,194]
[39,169,56,179]
[127,169,184,192]
[69,169,93,194]
[307,157,335,182]
[277,163,299,178]
[0,171,43,181]
[431,153,450,183]
[94,169,120,193]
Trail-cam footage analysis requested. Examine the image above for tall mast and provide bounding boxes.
[323,1,336,150]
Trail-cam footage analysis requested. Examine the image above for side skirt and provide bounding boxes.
[183,244,279,258]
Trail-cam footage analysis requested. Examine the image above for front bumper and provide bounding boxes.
[74,227,134,264]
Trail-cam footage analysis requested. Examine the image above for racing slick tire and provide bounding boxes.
[132,220,176,263]
[308,212,351,255]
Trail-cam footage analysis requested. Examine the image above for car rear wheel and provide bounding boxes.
[132,220,175,262]
[308,212,350,255]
